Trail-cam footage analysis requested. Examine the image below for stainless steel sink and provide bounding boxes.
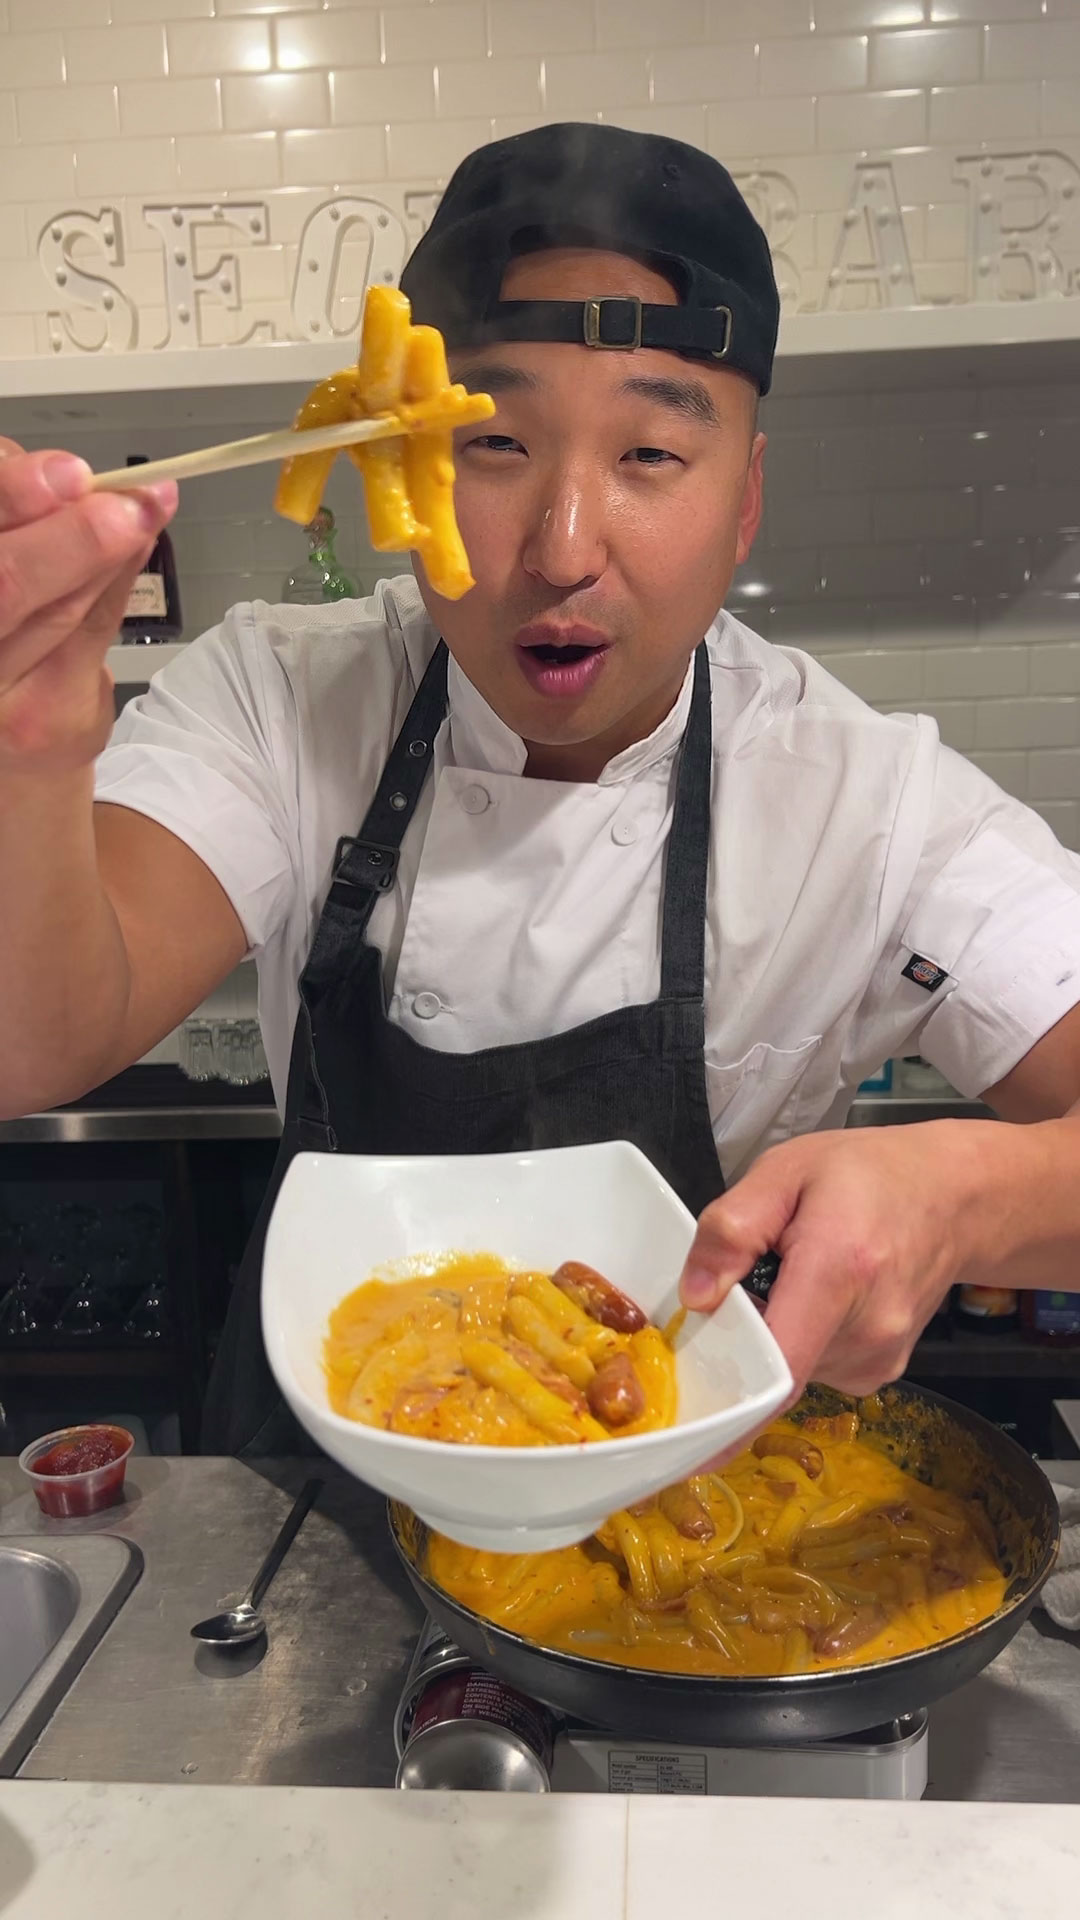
[0,1535,142,1776]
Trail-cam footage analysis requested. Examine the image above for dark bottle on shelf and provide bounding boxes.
[120,454,182,644]
[1021,1288,1080,1348]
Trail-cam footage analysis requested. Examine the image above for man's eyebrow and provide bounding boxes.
[452,361,721,427]
[453,361,544,397]
[619,375,721,428]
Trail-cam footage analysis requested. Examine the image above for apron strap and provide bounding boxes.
[659,642,712,1002]
[293,641,449,1143]
[326,640,449,921]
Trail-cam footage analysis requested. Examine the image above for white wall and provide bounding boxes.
[3,0,1080,844]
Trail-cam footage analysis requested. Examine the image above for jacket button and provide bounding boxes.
[413,992,442,1019]
[460,784,491,815]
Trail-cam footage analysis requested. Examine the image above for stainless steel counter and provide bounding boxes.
[0,1105,281,1143]
[2,1459,422,1790]
[0,1091,988,1145]
[1,1457,1077,1801]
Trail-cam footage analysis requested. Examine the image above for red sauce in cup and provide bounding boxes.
[34,1431,127,1477]
[21,1424,133,1518]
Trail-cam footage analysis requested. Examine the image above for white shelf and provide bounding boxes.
[3,299,1080,430]
[3,339,342,401]
[778,296,1080,359]
[2,340,344,433]
[774,297,1080,393]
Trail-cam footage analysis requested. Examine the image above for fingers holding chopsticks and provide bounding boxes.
[0,441,176,773]
[0,448,175,643]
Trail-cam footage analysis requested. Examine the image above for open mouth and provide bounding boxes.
[515,628,612,700]
[525,641,602,666]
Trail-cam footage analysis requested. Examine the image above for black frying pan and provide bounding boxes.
[389,1380,1060,1746]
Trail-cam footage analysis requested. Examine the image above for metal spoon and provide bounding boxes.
[190,1477,323,1647]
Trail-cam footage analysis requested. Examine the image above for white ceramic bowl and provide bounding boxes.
[262,1142,794,1551]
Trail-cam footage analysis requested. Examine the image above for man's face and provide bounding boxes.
[412,248,766,780]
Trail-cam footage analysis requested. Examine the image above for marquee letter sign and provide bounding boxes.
[39,208,137,355]
[292,197,407,342]
[824,163,916,310]
[32,152,1080,357]
[954,151,1080,302]
[142,202,272,350]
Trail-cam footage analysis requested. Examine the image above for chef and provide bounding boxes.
[3,122,1080,1455]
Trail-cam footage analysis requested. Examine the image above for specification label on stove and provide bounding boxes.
[607,1749,708,1795]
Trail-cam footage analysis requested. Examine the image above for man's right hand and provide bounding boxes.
[0,437,178,777]
[0,437,249,1122]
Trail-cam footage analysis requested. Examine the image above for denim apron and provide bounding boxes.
[201,641,727,1454]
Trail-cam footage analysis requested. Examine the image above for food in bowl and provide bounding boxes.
[324,1252,677,1446]
[426,1400,1007,1675]
[19,1424,134,1518]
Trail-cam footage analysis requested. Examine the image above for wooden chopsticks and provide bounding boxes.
[90,391,495,492]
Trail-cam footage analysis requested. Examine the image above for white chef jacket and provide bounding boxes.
[94,577,1080,1181]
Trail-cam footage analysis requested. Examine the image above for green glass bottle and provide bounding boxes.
[281,505,358,605]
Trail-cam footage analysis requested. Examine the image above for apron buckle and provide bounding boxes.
[331,833,400,895]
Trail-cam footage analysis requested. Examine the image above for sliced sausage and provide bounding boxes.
[750,1593,812,1635]
[751,1429,825,1479]
[552,1261,647,1334]
[659,1484,716,1542]
[587,1351,646,1428]
[812,1605,886,1658]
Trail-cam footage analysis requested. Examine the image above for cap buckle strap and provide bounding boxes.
[709,305,733,360]
[582,296,642,350]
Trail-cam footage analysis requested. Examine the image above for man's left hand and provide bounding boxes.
[677,1118,1069,1396]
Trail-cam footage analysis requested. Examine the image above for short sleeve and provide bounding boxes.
[94,604,298,955]
[870,741,1080,1098]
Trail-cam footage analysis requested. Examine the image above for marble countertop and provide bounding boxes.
[1,1778,1078,1920]
[2,1458,1079,1918]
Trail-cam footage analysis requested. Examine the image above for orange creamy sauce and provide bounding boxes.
[428,1410,1007,1677]
[324,1252,676,1446]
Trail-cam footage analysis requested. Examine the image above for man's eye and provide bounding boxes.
[625,446,680,466]
[467,433,525,454]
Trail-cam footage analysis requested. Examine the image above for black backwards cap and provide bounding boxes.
[399,121,780,396]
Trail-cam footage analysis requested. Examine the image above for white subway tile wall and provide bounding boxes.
[118,75,223,136]
[2,1,1080,842]
[870,24,982,85]
[3,32,66,86]
[222,70,331,132]
[64,24,168,84]
[276,11,382,71]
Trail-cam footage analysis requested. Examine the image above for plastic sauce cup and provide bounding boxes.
[18,1424,134,1518]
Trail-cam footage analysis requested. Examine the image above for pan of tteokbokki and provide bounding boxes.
[389,1380,1059,1744]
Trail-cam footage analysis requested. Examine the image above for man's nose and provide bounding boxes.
[521,468,606,590]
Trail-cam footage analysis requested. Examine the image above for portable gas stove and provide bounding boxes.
[394,1616,929,1799]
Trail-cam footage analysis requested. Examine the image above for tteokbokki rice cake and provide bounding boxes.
[324,1251,1006,1677]
[324,1251,676,1446]
[427,1403,1007,1677]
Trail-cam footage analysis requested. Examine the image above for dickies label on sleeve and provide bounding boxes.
[902,953,948,993]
